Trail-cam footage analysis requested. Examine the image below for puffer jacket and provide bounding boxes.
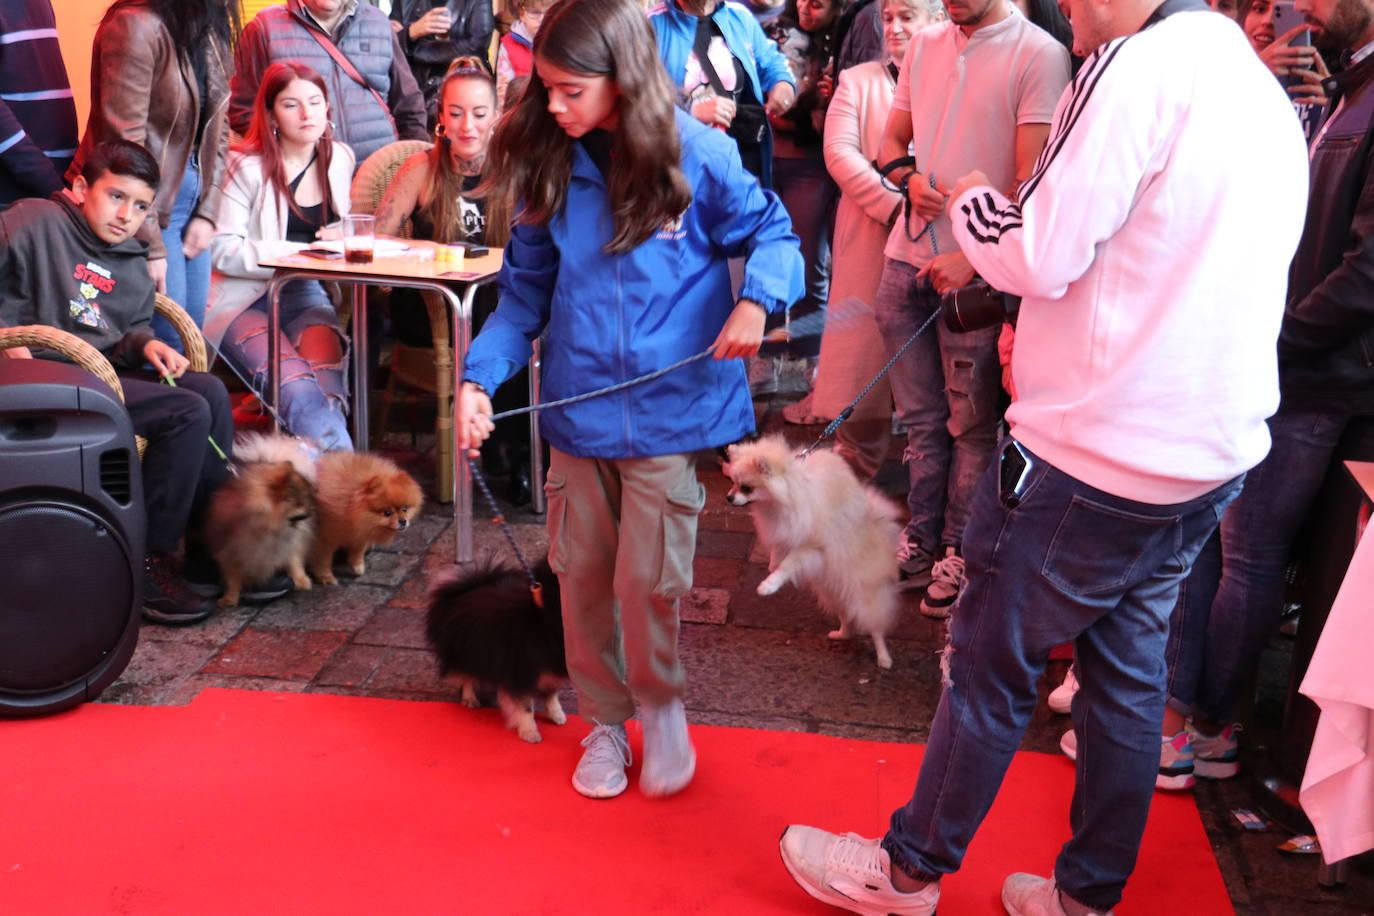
[1280,51,1374,411]
[66,2,231,261]
[230,0,428,167]
[462,109,804,460]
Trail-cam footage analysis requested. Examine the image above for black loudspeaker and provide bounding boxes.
[0,359,145,717]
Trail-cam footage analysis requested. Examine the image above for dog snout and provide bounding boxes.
[397,517,409,530]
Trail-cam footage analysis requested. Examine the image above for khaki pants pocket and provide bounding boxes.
[656,479,705,598]
[544,470,570,576]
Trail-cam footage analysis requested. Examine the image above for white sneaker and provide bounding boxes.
[572,723,631,799]
[1002,873,1115,916]
[779,825,939,916]
[1059,729,1196,791]
[1047,665,1079,714]
[1188,721,1240,779]
[640,698,696,797]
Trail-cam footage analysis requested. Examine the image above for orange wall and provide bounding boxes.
[51,0,101,131]
[49,2,273,132]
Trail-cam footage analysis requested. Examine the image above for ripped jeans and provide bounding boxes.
[219,280,352,451]
[872,257,1002,550]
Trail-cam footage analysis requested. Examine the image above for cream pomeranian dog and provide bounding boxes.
[723,435,902,669]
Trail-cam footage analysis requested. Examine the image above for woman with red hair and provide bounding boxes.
[205,62,355,451]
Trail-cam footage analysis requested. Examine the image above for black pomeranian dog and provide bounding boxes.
[425,557,568,743]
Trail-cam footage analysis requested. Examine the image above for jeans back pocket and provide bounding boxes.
[1041,495,1181,599]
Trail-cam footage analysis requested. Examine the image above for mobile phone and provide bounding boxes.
[1273,1,1311,47]
[300,248,343,260]
[456,241,490,257]
[999,440,1032,509]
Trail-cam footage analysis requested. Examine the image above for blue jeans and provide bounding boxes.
[882,439,1241,911]
[1165,407,1374,723]
[873,257,1002,549]
[219,280,352,452]
[154,155,211,350]
[769,154,834,360]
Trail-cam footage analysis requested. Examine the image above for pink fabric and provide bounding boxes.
[1300,515,1374,863]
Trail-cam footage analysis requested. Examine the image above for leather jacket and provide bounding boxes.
[67,4,231,261]
[1280,51,1374,411]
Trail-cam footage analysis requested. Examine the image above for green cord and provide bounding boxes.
[160,374,231,465]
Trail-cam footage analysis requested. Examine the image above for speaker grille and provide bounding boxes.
[0,503,135,691]
[100,448,133,505]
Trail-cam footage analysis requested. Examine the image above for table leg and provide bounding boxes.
[268,276,284,434]
[529,338,545,515]
[350,285,369,449]
[453,284,476,566]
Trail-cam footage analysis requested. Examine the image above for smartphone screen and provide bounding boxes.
[300,248,343,260]
[999,441,1031,508]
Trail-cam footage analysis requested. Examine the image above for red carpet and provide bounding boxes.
[1,689,1230,914]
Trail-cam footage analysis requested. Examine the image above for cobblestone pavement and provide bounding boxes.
[105,392,1372,915]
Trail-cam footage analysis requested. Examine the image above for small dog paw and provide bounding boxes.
[518,726,542,744]
[349,563,366,577]
[316,573,337,585]
[826,627,850,641]
[217,594,239,608]
[876,652,893,670]
[460,694,480,709]
[546,707,567,725]
[757,574,784,596]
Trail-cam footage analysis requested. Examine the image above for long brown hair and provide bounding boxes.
[424,59,511,249]
[231,62,337,226]
[482,0,692,254]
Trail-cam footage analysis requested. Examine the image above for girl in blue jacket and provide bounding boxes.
[457,0,802,801]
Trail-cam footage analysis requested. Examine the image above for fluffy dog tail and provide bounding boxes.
[234,432,320,484]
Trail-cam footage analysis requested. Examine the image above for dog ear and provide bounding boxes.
[359,475,383,497]
[267,462,298,499]
[746,456,771,479]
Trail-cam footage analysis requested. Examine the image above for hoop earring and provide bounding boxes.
[435,123,446,136]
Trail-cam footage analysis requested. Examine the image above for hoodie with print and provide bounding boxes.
[0,192,155,369]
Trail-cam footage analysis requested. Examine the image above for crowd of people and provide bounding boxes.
[0,0,1368,911]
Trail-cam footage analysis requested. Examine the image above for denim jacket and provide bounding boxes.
[462,109,804,459]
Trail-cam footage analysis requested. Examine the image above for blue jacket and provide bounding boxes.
[650,0,795,189]
[463,110,804,460]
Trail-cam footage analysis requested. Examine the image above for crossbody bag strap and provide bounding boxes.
[692,15,733,99]
[302,21,398,134]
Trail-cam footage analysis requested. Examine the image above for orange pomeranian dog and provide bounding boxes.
[205,461,316,607]
[309,451,424,585]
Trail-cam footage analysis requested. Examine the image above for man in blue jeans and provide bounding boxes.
[871,0,1068,618]
[778,0,1310,913]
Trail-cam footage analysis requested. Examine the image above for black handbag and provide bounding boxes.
[692,17,768,168]
[941,279,1010,333]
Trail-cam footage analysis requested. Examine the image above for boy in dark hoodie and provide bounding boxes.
[0,139,232,625]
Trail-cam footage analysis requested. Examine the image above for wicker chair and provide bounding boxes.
[350,139,460,502]
[0,295,209,458]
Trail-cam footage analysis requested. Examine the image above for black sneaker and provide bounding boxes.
[143,553,216,626]
[896,538,935,590]
[183,552,293,603]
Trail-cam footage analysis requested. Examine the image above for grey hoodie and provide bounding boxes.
[0,192,155,369]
